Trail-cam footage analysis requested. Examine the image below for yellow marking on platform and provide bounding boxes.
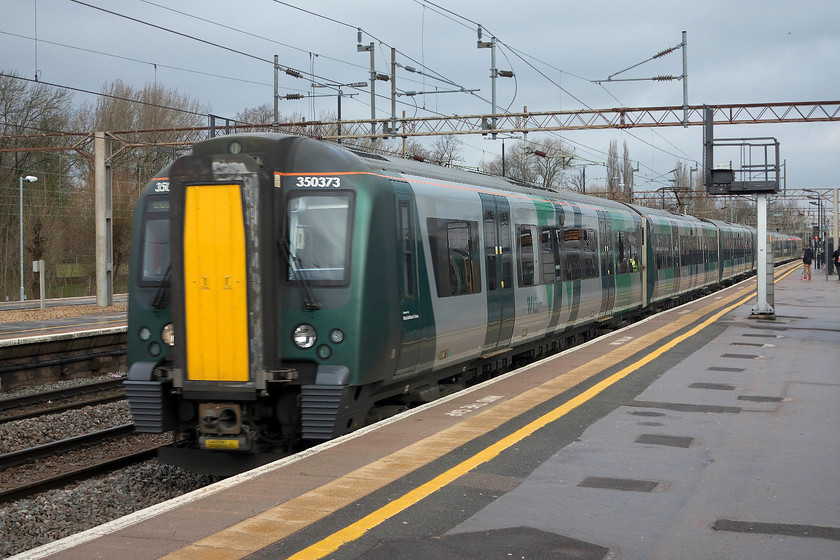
[163,275,788,560]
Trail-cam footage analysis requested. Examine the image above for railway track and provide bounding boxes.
[0,378,126,423]
[0,424,164,503]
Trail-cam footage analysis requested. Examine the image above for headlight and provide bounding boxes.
[138,327,152,341]
[329,328,345,344]
[161,323,175,346]
[317,345,332,359]
[293,324,317,349]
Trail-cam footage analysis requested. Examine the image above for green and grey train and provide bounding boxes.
[125,134,800,474]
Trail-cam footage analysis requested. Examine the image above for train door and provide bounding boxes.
[480,193,514,353]
[641,217,650,307]
[394,182,421,374]
[671,221,682,294]
[599,213,615,314]
[183,184,249,382]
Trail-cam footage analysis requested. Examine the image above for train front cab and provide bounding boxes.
[125,166,176,433]
[126,147,290,472]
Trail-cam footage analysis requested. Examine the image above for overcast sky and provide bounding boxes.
[2,0,838,192]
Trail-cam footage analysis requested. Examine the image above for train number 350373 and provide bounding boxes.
[296,176,342,188]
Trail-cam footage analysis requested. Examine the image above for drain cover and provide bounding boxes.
[578,476,659,492]
[635,434,694,448]
[690,383,735,390]
[737,395,784,402]
[713,519,840,540]
[721,353,759,359]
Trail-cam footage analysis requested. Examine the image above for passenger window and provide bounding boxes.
[540,228,555,285]
[427,218,482,297]
[517,225,538,286]
[399,201,414,298]
[564,228,582,281]
[581,228,598,279]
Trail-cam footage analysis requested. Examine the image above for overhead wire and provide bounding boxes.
[19,0,690,186]
[0,31,276,90]
[414,0,698,184]
[269,0,462,90]
[66,0,478,126]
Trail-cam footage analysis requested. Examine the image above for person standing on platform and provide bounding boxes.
[833,247,840,280]
[802,246,813,280]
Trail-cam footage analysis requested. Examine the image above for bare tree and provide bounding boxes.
[71,80,209,293]
[606,139,620,197]
[403,138,431,160]
[375,138,431,160]
[479,141,536,184]
[569,168,586,193]
[235,103,275,127]
[428,136,463,167]
[479,138,575,190]
[531,138,574,190]
[0,72,75,300]
[670,162,690,214]
[621,141,634,201]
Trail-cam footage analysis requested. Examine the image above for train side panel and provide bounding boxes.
[411,179,489,371]
[126,133,802,475]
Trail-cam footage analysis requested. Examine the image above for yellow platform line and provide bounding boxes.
[164,269,797,560]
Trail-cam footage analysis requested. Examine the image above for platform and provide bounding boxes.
[0,296,126,345]
[16,263,840,560]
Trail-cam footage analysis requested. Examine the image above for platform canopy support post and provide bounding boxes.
[751,193,775,319]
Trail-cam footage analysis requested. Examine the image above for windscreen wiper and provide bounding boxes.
[151,265,171,309]
[279,238,321,311]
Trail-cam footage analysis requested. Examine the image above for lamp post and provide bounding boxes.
[20,175,38,301]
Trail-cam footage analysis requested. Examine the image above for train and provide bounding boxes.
[125,133,801,474]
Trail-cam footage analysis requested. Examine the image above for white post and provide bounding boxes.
[95,132,113,307]
[19,176,24,302]
[751,193,775,317]
[833,188,839,265]
[34,259,45,310]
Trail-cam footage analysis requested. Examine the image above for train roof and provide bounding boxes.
[343,142,633,212]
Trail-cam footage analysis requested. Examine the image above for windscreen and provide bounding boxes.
[140,196,170,284]
[287,193,353,284]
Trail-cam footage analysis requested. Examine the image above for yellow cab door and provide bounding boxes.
[183,184,249,382]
